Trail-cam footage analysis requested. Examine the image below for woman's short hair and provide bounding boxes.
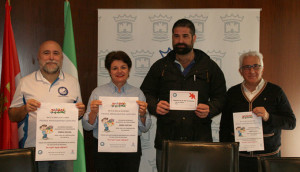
[105,51,132,71]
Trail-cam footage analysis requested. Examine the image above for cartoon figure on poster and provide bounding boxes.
[236,126,245,137]
[101,118,115,132]
[40,124,54,140]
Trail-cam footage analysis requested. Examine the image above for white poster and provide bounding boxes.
[170,90,198,110]
[233,112,264,151]
[98,96,139,152]
[98,9,260,172]
[35,103,78,161]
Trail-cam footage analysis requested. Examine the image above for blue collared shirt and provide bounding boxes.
[82,81,152,138]
[174,59,195,76]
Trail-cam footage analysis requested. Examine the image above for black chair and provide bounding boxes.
[0,147,37,172]
[161,141,239,172]
[258,157,300,172]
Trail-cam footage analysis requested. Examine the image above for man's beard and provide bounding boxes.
[173,43,193,55]
[42,61,60,74]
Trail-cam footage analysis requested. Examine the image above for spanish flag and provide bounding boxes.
[0,0,21,150]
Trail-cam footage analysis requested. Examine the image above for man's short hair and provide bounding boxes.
[239,51,264,68]
[172,18,196,36]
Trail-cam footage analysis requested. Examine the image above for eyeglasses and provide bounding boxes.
[241,64,262,71]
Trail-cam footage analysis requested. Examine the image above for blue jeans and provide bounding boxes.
[38,160,73,172]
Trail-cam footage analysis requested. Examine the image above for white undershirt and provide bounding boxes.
[242,79,265,101]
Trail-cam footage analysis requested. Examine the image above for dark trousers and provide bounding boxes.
[156,149,162,172]
[93,137,142,172]
[239,152,281,172]
[37,160,73,172]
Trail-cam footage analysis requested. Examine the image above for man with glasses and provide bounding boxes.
[219,51,296,172]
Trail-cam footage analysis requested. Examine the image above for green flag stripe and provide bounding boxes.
[63,1,86,172]
[63,1,77,68]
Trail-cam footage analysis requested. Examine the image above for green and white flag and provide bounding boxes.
[63,1,86,172]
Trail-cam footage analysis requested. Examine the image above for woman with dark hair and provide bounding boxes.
[82,51,152,172]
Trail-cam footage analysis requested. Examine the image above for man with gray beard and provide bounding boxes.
[9,40,85,172]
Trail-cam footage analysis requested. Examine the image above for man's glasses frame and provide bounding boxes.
[241,64,262,71]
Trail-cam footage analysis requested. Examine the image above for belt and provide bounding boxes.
[239,147,281,157]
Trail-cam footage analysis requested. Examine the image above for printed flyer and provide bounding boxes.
[35,103,78,161]
[233,112,264,151]
[98,97,138,152]
[170,90,198,110]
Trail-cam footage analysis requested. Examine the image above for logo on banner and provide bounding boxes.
[149,14,172,42]
[98,50,110,77]
[131,50,153,77]
[221,14,244,42]
[114,15,137,42]
[187,14,208,42]
[159,47,172,58]
[206,50,226,68]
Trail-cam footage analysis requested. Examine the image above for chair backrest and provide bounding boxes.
[161,141,239,172]
[258,157,300,172]
[0,147,36,172]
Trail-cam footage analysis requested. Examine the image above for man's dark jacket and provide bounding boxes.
[140,49,226,149]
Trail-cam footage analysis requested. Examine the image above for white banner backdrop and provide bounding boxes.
[98,9,260,172]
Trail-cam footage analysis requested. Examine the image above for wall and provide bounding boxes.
[0,0,299,171]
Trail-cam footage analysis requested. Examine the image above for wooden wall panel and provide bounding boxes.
[1,0,299,171]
